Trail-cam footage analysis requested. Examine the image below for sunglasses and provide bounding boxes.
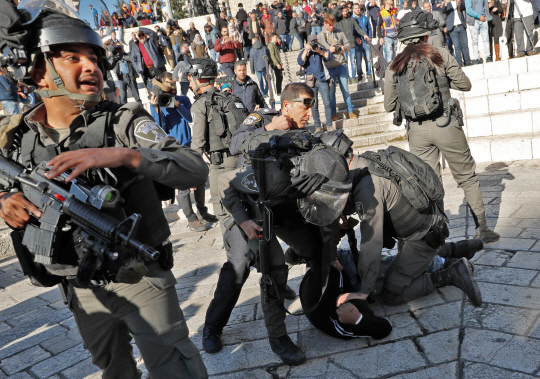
[289,97,316,107]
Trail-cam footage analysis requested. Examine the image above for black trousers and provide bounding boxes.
[272,65,283,95]
[176,185,208,222]
[204,218,325,335]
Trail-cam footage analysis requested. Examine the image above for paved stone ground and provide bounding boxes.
[1,159,540,378]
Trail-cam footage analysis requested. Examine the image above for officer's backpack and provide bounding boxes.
[240,129,315,158]
[360,146,444,212]
[396,57,443,120]
[206,91,250,148]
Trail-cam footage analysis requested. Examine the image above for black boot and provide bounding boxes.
[431,258,482,307]
[202,326,223,354]
[442,239,484,260]
[473,212,500,243]
[269,335,306,365]
[283,284,297,300]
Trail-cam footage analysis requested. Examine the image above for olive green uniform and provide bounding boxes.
[383,47,486,221]
[349,156,446,305]
[190,86,238,231]
[0,103,209,379]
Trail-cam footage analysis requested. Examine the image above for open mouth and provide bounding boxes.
[79,77,99,92]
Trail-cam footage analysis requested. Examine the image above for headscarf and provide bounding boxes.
[194,34,204,45]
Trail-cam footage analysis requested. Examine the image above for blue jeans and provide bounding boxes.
[312,79,332,128]
[256,70,268,95]
[355,42,372,76]
[172,44,182,64]
[1,100,20,115]
[279,34,289,52]
[289,33,304,49]
[449,25,471,66]
[327,65,354,115]
[470,19,490,60]
[344,48,357,80]
[383,37,397,62]
[311,26,322,35]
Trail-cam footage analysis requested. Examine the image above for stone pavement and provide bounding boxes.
[1,159,540,378]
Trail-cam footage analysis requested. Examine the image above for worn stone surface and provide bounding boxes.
[2,161,540,378]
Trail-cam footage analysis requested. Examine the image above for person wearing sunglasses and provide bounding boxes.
[229,82,315,162]
[202,83,317,364]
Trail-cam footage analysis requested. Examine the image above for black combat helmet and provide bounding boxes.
[295,146,352,226]
[185,57,218,80]
[397,10,439,43]
[0,0,111,103]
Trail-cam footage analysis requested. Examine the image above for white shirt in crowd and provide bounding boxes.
[513,0,533,18]
[397,8,411,20]
[451,0,462,26]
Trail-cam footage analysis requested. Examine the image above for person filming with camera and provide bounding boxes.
[297,35,334,131]
[149,72,218,231]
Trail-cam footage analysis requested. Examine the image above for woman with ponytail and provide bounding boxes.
[384,10,500,244]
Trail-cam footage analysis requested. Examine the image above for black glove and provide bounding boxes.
[288,170,326,199]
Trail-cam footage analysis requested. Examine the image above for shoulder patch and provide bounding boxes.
[240,172,259,193]
[355,202,365,221]
[134,119,167,143]
[243,113,262,125]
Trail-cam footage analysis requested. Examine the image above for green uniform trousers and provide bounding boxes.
[407,118,486,218]
[67,265,208,379]
[209,155,238,232]
[380,239,438,305]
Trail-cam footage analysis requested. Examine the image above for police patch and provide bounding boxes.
[241,172,259,193]
[134,120,167,143]
[356,202,365,221]
[243,113,262,125]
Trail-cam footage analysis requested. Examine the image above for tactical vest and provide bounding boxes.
[10,102,170,276]
[196,89,228,153]
[350,156,429,238]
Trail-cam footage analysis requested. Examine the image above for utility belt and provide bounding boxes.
[399,98,464,129]
[65,240,173,288]
[209,150,234,166]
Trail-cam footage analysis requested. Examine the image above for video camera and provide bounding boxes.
[151,82,175,108]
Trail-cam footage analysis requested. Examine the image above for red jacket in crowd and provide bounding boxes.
[214,38,242,63]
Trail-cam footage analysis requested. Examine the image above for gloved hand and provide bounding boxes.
[288,170,326,199]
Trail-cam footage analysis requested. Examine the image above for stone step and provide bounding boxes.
[345,121,402,138]
[465,107,540,139]
[311,100,386,122]
[350,129,407,148]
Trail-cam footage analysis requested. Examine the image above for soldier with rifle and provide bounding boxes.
[0,1,208,377]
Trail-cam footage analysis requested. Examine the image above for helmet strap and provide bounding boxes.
[36,57,103,105]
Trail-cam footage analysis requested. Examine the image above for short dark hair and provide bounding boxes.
[221,26,228,31]
[281,83,315,105]
[234,61,247,69]
[156,71,173,82]
[271,32,279,38]
[238,2,243,6]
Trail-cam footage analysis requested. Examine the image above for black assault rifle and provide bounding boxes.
[247,145,274,304]
[0,156,159,286]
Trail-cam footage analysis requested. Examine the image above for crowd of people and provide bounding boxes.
[0,0,533,377]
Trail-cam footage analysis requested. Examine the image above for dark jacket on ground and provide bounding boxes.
[274,16,288,35]
[250,40,269,73]
[232,76,267,113]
